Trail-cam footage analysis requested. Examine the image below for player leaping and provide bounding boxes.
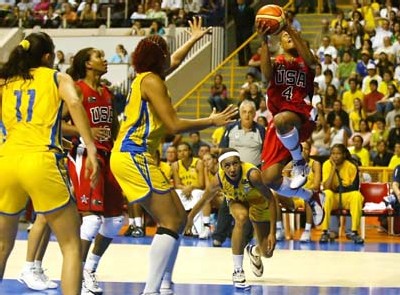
[257,18,324,225]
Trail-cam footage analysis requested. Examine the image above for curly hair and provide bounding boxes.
[132,35,168,77]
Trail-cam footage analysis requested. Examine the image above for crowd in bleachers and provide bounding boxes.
[0,0,224,28]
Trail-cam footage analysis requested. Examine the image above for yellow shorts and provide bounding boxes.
[293,197,305,210]
[110,151,171,203]
[0,152,72,215]
[229,196,270,222]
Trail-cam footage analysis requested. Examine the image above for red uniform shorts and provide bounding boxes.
[68,148,124,217]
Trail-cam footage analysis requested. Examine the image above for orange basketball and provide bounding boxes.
[255,4,286,35]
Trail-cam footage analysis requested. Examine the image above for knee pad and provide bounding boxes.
[80,215,102,242]
[98,216,124,238]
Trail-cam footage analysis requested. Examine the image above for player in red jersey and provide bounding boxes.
[258,23,325,226]
[63,47,124,295]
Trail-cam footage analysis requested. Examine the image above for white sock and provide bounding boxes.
[203,216,210,225]
[23,261,34,272]
[276,127,302,161]
[275,177,312,201]
[134,217,142,227]
[33,260,42,270]
[143,232,178,293]
[84,254,101,273]
[276,221,283,230]
[129,218,135,226]
[161,237,180,289]
[305,223,312,231]
[232,255,243,270]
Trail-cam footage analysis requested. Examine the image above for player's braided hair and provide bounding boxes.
[132,35,168,78]
[68,47,94,81]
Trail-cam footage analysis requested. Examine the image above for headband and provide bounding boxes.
[19,39,30,51]
[218,151,241,164]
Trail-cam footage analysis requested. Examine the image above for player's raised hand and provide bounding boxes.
[187,16,212,41]
[209,104,238,126]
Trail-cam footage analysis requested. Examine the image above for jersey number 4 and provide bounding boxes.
[14,89,36,122]
[282,86,293,101]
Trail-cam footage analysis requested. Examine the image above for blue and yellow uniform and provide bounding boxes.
[218,162,270,222]
[111,72,171,202]
[0,67,71,215]
[177,158,200,186]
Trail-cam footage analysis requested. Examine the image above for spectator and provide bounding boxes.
[327,99,350,129]
[348,135,370,166]
[54,50,68,72]
[331,25,347,50]
[388,114,400,152]
[386,96,400,129]
[328,114,350,148]
[161,0,182,21]
[130,4,147,21]
[189,131,209,157]
[232,0,254,66]
[364,79,385,123]
[286,10,301,32]
[130,20,146,36]
[62,2,78,28]
[247,46,262,82]
[321,53,338,78]
[208,73,228,112]
[77,0,97,14]
[244,84,262,110]
[148,20,166,36]
[108,44,129,63]
[350,119,371,148]
[79,2,97,27]
[172,9,188,27]
[324,84,339,113]
[311,115,330,157]
[320,144,364,244]
[377,81,397,117]
[337,51,356,86]
[347,10,364,50]
[371,18,393,51]
[374,38,395,64]
[356,49,373,82]
[372,140,393,166]
[330,9,348,32]
[319,69,340,95]
[342,77,364,112]
[369,117,389,159]
[361,63,382,95]
[389,142,400,169]
[316,35,338,63]
[146,1,168,26]
[349,98,366,133]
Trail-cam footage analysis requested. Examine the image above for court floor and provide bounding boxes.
[1,226,400,295]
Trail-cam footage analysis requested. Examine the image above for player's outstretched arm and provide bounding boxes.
[143,73,237,134]
[185,176,222,232]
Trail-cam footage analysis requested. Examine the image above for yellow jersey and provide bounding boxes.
[113,72,166,156]
[159,160,172,180]
[218,162,268,206]
[177,158,200,187]
[304,159,315,190]
[0,67,62,155]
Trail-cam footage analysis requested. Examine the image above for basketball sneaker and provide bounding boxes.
[308,191,325,226]
[18,268,48,291]
[232,268,249,289]
[83,269,103,294]
[160,281,174,295]
[124,225,135,237]
[36,267,58,289]
[290,159,310,189]
[132,226,145,238]
[199,226,211,239]
[299,230,311,243]
[245,244,263,277]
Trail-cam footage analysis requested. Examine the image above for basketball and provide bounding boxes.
[255,4,286,35]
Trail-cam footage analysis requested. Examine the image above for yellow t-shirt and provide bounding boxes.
[349,147,370,167]
[211,126,225,146]
[342,89,364,112]
[159,161,172,180]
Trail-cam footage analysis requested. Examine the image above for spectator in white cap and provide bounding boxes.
[361,62,382,94]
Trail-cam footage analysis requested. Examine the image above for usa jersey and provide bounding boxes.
[0,67,62,155]
[266,55,315,117]
[113,72,166,156]
[75,80,114,152]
